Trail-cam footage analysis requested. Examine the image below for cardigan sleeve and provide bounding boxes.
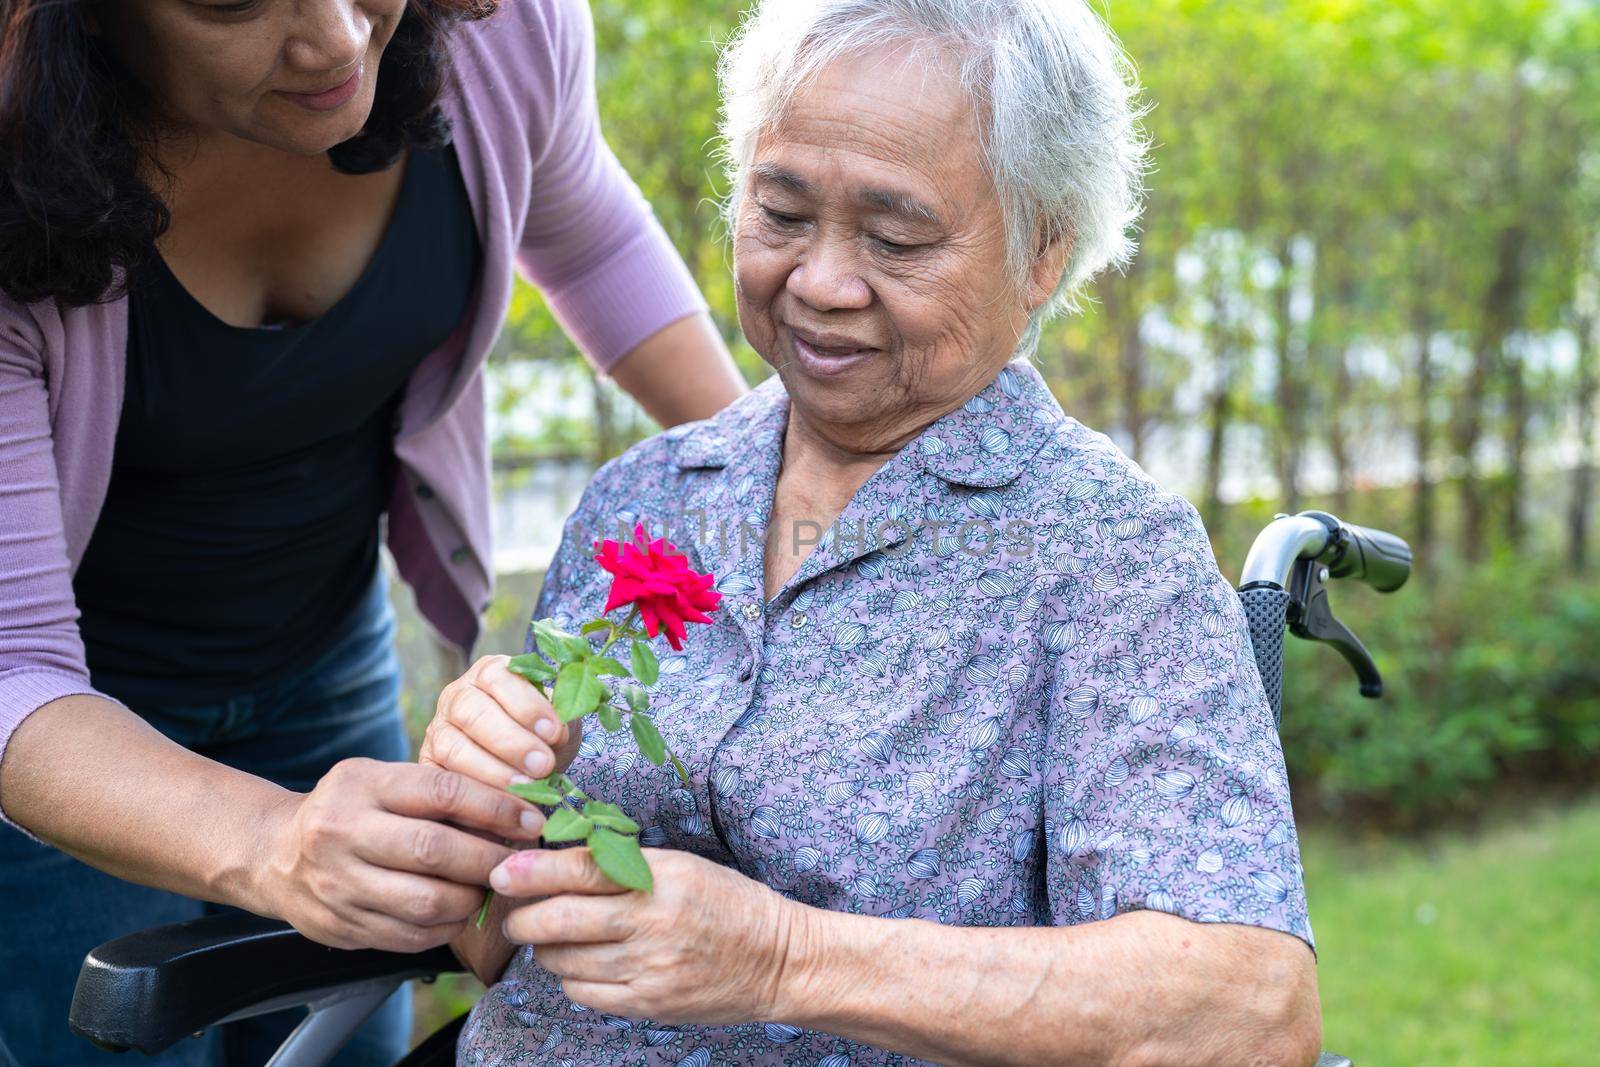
[508,0,708,370]
[0,301,115,836]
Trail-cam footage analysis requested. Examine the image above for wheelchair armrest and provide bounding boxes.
[69,913,463,1056]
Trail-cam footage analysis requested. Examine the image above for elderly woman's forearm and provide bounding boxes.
[774,906,1321,1067]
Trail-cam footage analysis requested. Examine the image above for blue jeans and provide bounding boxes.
[0,571,413,1067]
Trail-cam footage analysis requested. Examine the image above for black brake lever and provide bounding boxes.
[1286,558,1384,699]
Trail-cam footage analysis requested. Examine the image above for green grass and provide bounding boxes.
[1305,798,1600,1066]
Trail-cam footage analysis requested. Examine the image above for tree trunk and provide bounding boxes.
[1272,239,1303,511]
[1202,281,1233,530]
[1328,345,1353,518]
[1411,298,1436,558]
[1571,301,1597,571]
[1453,220,1526,559]
[592,370,617,464]
[1503,338,1529,548]
[1454,79,1528,561]
[1101,269,1148,463]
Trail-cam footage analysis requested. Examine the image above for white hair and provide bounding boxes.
[718,0,1149,345]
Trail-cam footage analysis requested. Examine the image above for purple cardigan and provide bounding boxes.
[0,0,707,818]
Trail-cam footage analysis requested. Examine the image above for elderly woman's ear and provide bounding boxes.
[1025,226,1074,315]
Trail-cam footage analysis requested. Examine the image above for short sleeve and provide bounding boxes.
[511,0,707,369]
[1039,487,1314,950]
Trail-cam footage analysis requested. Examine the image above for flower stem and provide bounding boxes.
[597,607,643,656]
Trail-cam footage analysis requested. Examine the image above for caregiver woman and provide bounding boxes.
[0,0,745,1063]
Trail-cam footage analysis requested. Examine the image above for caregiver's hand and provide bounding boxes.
[492,847,803,1024]
[257,759,542,952]
[420,655,583,788]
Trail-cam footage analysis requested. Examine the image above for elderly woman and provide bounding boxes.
[423,1,1322,1064]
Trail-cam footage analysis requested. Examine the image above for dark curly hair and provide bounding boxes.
[0,0,498,308]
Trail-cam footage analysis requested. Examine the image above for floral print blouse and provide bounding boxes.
[459,360,1313,1066]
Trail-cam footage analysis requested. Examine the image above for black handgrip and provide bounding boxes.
[1329,521,1412,593]
[1238,586,1290,728]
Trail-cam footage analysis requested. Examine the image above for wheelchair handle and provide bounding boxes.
[1238,511,1413,720]
[1240,511,1412,594]
[1326,518,1412,593]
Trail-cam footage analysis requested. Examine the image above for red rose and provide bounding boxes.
[594,525,722,650]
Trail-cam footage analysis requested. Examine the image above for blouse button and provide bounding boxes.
[791,612,809,629]
[742,603,761,621]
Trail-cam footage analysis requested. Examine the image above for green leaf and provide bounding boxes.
[532,620,572,664]
[597,703,623,733]
[533,620,593,663]
[630,640,660,686]
[631,714,667,766]
[670,752,691,784]
[553,661,604,722]
[507,779,563,805]
[593,656,630,678]
[581,620,612,636]
[542,806,593,843]
[555,776,590,802]
[583,800,641,834]
[588,826,653,892]
[507,653,556,683]
[623,685,649,714]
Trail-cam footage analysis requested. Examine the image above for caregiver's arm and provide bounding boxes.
[608,312,746,428]
[1,305,547,952]
[510,0,745,429]
[2,698,544,952]
[778,905,1321,1067]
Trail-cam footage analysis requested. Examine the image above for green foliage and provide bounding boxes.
[630,639,660,686]
[584,800,642,834]
[631,714,667,766]
[506,653,555,684]
[542,806,594,842]
[589,826,655,893]
[507,779,563,806]
[486,613,687,901]
[553,659,606,721]
[439,0,1600,840]
[1280,554,1600,823]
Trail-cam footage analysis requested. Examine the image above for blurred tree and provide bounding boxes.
[489,0,1600,581]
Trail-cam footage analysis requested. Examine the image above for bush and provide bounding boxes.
[1277,553,1600,824]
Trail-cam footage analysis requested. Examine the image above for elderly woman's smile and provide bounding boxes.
[734,43,1056,451]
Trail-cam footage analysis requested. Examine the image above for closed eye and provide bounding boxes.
[195,0,264,16]
[871,235,924,255]
[761,206,807,228]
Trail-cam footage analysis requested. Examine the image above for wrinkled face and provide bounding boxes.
[96,0,408,155]
[732,45,1063,451]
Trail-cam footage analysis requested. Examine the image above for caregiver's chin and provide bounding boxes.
[732,44,1069,457]
[96,0,406,157]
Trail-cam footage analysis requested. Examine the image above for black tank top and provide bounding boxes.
[74,144,480,706]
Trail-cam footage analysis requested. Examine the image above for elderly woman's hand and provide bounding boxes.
[420,655,583,789]
[489,846,804,1024]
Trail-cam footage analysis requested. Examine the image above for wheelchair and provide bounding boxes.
[67,509,1410,1067]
